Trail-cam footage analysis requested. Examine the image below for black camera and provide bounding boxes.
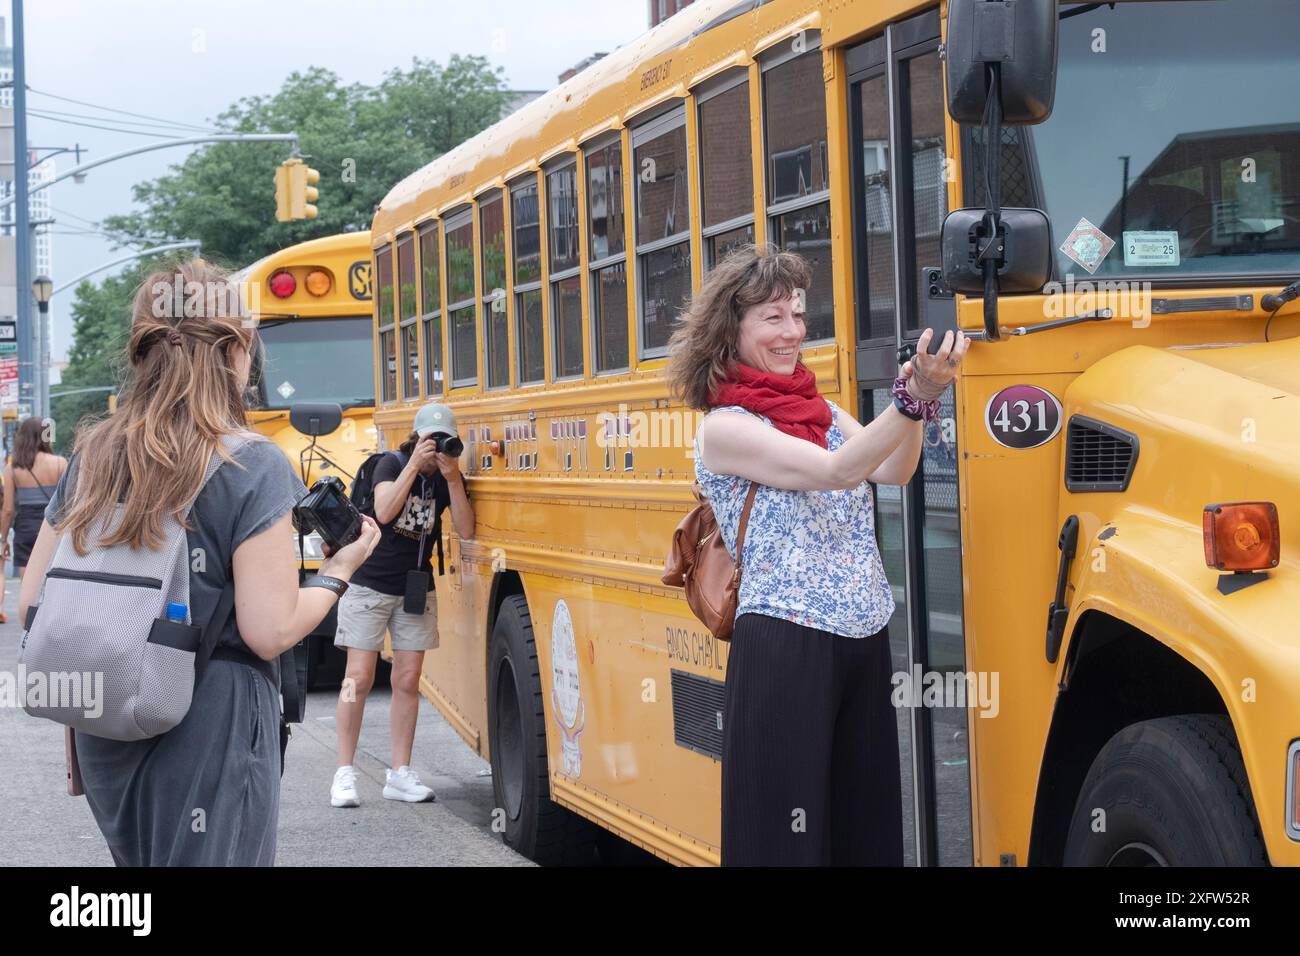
[292,476,363,550]
[426,432,463,458]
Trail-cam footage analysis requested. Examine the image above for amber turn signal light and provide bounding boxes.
[305,268,331,296]
[1202,502,1280,572]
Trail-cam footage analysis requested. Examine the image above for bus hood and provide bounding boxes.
[1063,334,1300,557]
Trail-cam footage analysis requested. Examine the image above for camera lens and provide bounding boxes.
[437,435,464,458]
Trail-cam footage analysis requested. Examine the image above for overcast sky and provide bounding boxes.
[17,0,648,366]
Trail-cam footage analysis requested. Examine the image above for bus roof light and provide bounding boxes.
[1202,502,1280,572]
[268,270,296,299]
[305,268,332,296]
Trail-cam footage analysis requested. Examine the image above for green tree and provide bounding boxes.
[103,55,509,265]
[58,56,510,452]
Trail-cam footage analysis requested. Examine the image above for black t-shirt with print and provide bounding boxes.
[349,451,465,596]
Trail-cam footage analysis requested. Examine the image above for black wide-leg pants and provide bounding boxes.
[721,612,904,866]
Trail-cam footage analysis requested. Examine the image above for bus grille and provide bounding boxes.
[1065,416,1139,492]
[671,670,725,760]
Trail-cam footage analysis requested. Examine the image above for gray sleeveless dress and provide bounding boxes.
[42,435,307,866]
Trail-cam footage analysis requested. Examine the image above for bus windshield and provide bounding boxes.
[976,0,1299,282]
[249,316,375,409]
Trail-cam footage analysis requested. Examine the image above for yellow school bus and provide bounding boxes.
[237,231,381,685]
[369,0,1300,866]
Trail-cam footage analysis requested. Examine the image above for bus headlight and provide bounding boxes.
[296,530,326,561]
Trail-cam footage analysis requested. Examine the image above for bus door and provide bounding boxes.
[845,7,972,866]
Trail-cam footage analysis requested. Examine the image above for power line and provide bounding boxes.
[27,110,178,138]
[50,206,100,228]
[28,105,222,135]
[28,86,218,134]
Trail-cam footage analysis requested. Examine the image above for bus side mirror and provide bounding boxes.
[944,0,1060,340]
[941,207,1052,295]
[290,403,343,438]
[946,0,1059,125]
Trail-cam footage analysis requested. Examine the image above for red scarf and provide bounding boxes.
[709,361,831,448]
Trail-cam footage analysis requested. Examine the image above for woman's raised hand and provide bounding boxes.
[901,329,971,400]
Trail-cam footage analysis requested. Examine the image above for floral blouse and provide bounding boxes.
[694,400,895,639]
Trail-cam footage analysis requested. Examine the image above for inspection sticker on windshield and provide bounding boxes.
[277,381,295,400]
[1059,218,1114,275]
[1123,231,1180,267]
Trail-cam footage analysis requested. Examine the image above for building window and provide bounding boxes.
[444,208,477,387]
[633,107,692,358]
[396,232,419,399]
[698,74,755,269]
[375,243,396,403]
[418,221,443,394]
[479,190,509,389]
[547,161,584,379]
[511,176,545,385]
[586,135,628,372]
[762,44,833,342]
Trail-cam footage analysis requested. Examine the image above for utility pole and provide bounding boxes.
[12,0,33,420]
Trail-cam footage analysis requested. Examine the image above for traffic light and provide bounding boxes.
[274,157,320,222]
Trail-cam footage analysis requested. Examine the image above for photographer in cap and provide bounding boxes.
[330,401,474,807]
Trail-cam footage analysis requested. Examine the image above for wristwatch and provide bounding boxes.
[302,574,349,598]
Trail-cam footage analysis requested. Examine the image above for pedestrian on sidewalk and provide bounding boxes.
[19,259,380,866]
[329,401,474,808]
[1,416,69,621]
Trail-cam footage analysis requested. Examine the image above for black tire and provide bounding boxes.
[1063,714,1268,866]
[487,594,597,865]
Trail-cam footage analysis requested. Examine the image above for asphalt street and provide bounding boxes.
[0,576,531,867]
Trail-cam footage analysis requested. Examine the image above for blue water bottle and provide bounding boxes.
[166,602,188,624]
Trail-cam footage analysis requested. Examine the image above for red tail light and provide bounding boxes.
[268,270,296,298]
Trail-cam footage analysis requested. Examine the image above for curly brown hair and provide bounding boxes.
[665,244,812,411]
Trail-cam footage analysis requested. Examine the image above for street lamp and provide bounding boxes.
[32,276,52,420]
[33,275,53,311]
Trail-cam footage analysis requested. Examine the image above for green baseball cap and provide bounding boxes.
[413,402,458,438]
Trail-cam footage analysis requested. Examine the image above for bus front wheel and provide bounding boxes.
[1063,714,1268,866]
[487,594,596,865]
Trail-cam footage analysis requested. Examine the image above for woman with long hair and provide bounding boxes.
[0,416,68,600]
[667,244,968,866]
[18,259,380,866]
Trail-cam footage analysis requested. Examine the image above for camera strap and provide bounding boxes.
[416,476,445,577]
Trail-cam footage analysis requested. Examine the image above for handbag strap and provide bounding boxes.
[733,481,759,574]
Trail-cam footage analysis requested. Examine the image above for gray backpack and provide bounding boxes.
[19,435,243,741]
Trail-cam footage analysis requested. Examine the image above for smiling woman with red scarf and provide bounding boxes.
[666,245,969,866]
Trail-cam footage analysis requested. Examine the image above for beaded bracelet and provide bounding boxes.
[891,374,942,424]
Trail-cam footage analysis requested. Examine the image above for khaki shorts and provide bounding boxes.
[334,582,439,653]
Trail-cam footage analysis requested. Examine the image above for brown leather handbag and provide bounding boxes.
[662,481,759,641]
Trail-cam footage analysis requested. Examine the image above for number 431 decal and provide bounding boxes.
[984,385,1063,449]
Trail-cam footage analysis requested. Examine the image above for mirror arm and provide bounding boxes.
[1008,309,1114,337]
[980,62,1004,341]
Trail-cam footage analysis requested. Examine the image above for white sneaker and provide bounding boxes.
[383,765,435,802]
[331,765,360,808]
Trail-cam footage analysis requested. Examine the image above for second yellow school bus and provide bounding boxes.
[237,230,381,685]
[370,0,1300,866]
